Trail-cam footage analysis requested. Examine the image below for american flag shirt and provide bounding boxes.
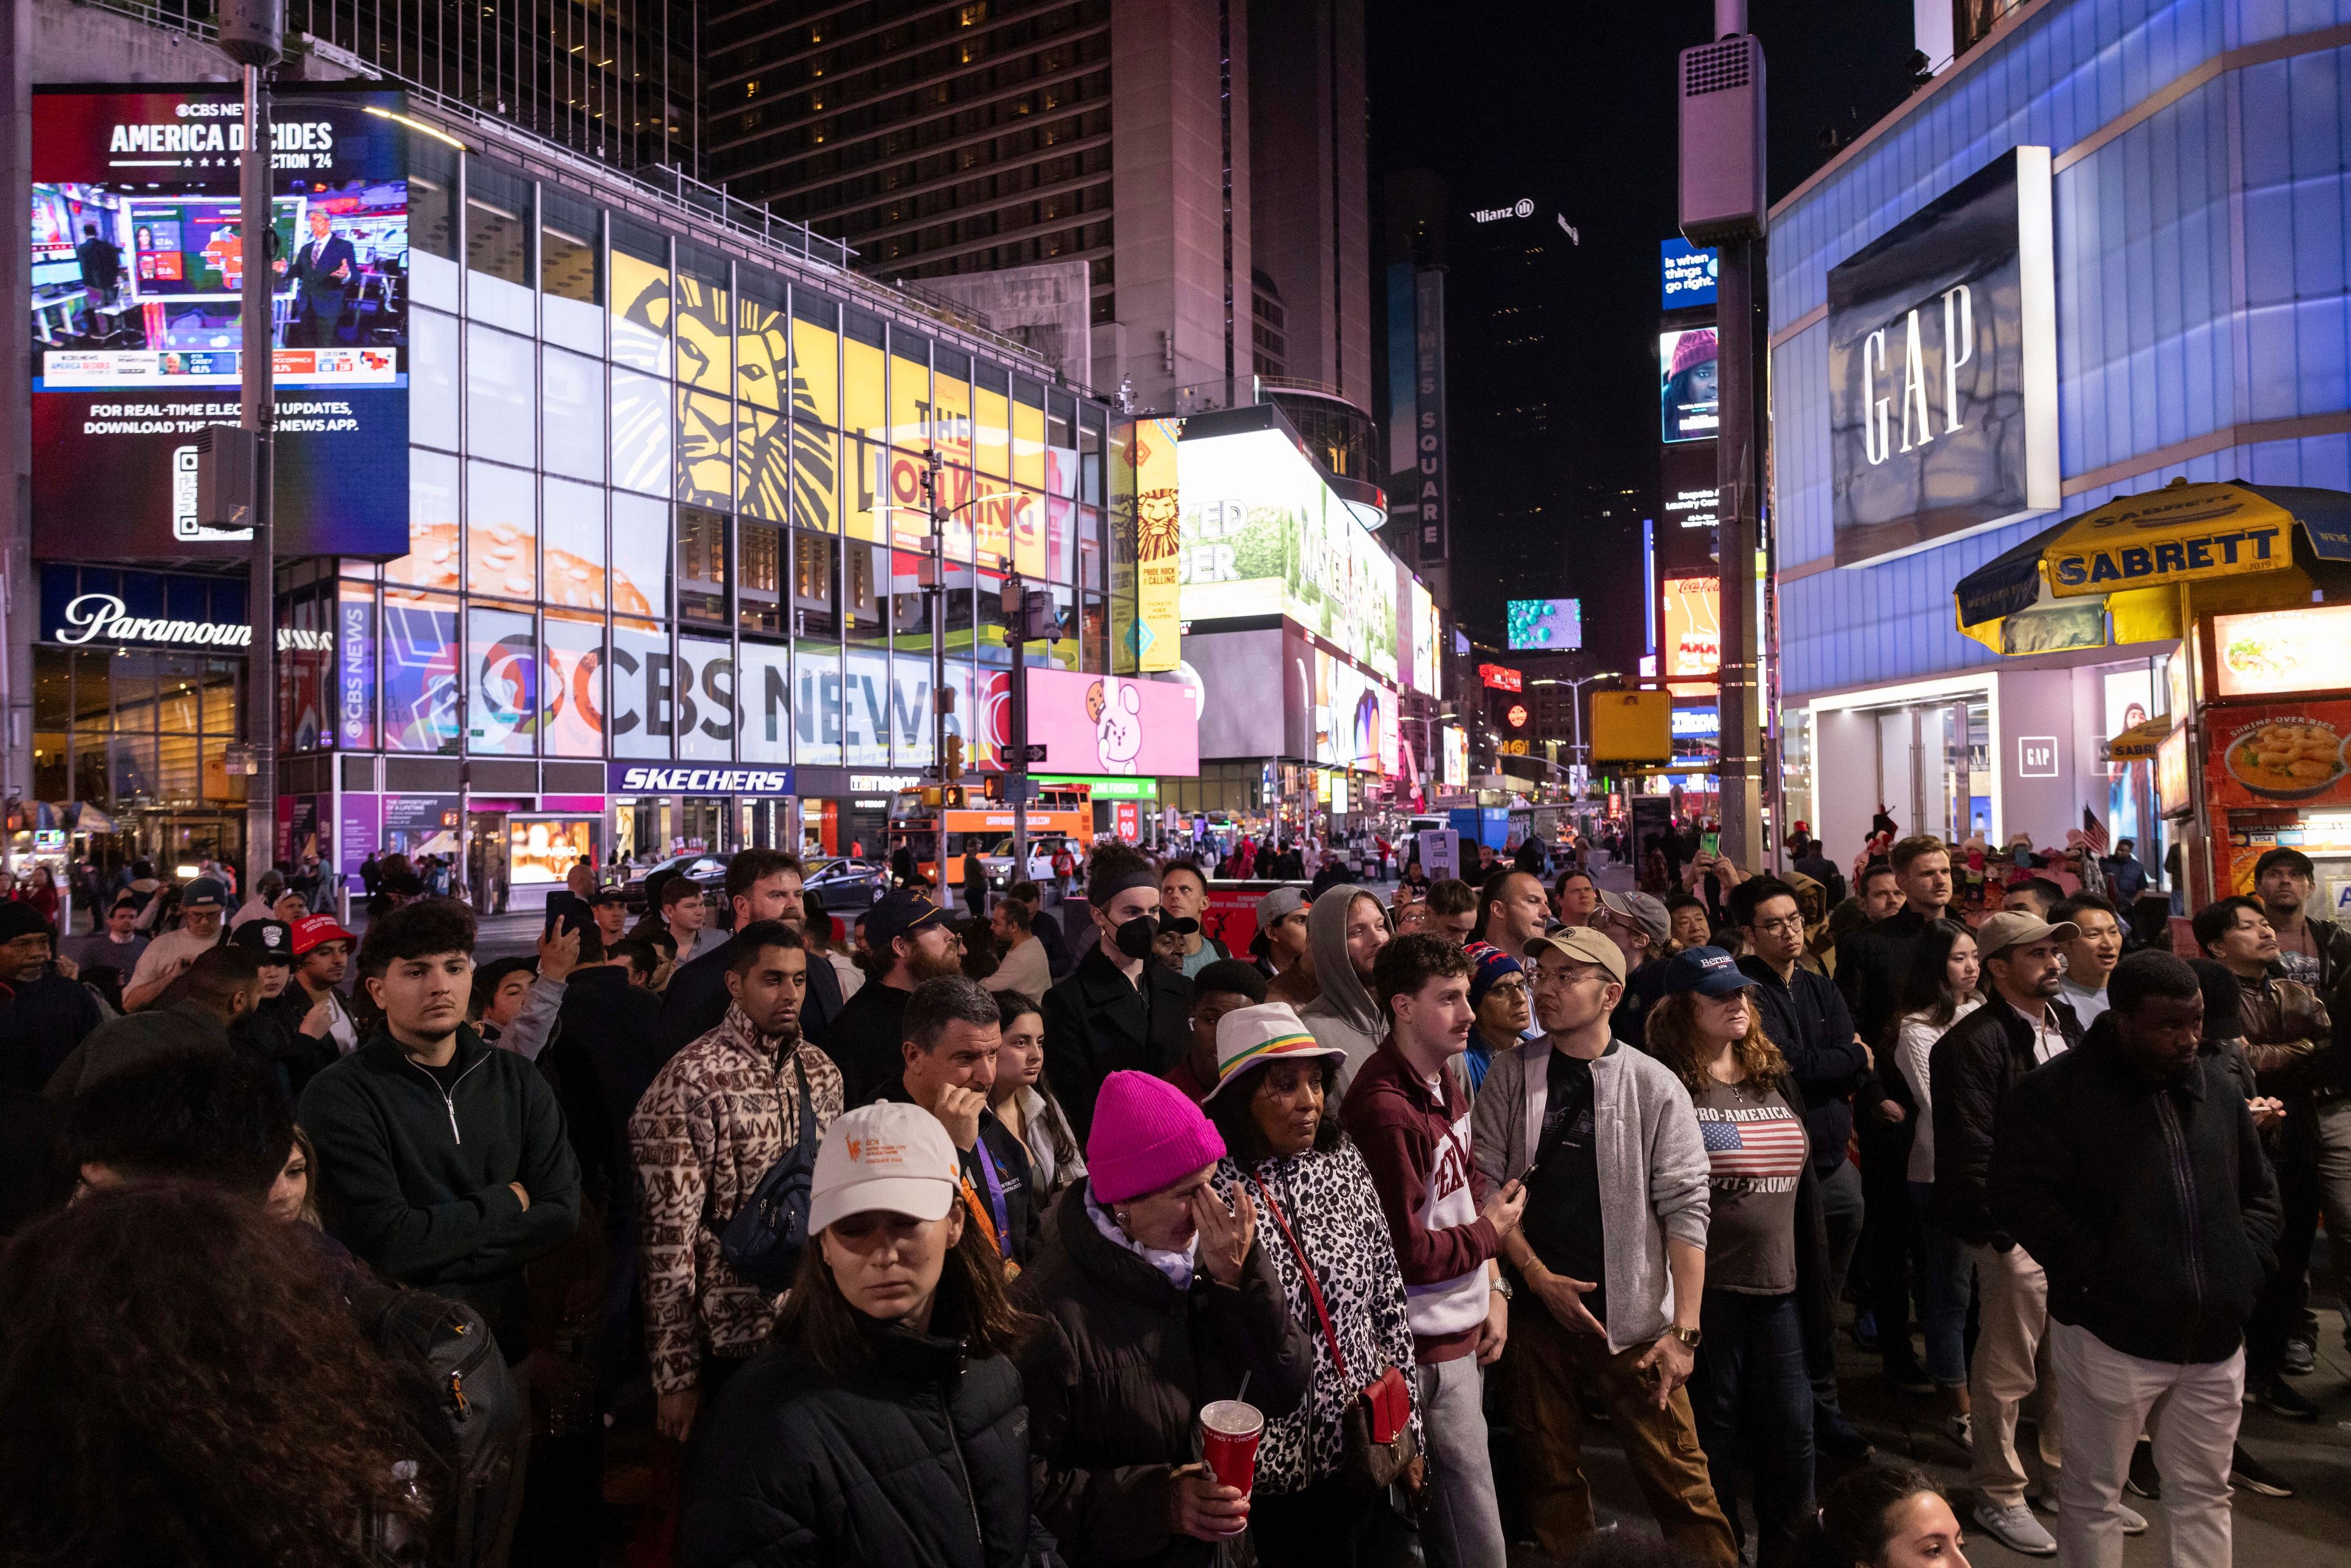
[1692,1078,1808,1294]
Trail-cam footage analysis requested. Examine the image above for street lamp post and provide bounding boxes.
[1531,671,1622,793]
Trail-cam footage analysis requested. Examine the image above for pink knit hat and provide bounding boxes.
[1086,1070,1228,1205]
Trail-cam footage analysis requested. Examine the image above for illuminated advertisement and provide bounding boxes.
[2213,604,2351,699]
[1660,326,1718,443]
[1660,440,1720,530]
[1478,663,1522,692]
[1407,575,1439,694]
[1442,725,1469,790]
[1506,598,1583,651]
[1130,416,1183,672]
[1011,666,1200,778]
[506,816,599,885]
[31,84,412,558]
[1184,624,1397,773]
[1661,236,1719,309]
[1175,415,1400,680]
[1663,574,1720,683]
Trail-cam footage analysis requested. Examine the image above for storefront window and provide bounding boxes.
[542,348,606,482]
[411,307,459,453]
[738,639,790,763]
[678,634,735,762]
[1046,403,1077,499]
[797,633,842,767]
[383,590,461,752]
[609,222,670,375]
[793,530,838,639]
[466,323,535,466]
[542,478,606,610]
[539,186,604,356]
[677,506,728,625]
[1079,415,1103,506]
[470,604,539,756]
[467,460,536,601]
[464,163,534,334]
[610,617,670,759]
[740,522,783,636]
[677,389,735,511]
[541,609,604,757]
[610,491,670,620]
[610,369,672,496]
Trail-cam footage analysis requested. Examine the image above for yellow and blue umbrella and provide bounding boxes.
[1951,478,2351,655]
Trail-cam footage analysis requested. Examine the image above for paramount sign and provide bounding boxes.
[51,591,332,651]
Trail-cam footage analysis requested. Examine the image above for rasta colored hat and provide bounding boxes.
[1201,1002,1345,1104]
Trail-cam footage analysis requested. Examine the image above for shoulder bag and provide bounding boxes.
[1248,1172,1418,1493]
[718,1054,819,1291]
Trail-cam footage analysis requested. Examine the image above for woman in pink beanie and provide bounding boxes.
[1011,1071,1316,1564]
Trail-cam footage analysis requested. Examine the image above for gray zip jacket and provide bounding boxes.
[1469,1032,1712,1354]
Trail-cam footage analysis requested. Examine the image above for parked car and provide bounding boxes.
[978,834,1074,891]
[621,852,729,915]
[804,856,890,912]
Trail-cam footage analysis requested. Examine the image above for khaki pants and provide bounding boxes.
[2049,1322,2241,1568]
[1502,1302,1738,1568]
[1969,1242,2063,1507]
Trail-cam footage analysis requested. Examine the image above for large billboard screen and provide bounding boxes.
[1407,574,1439,694]
[1661,237,1718,309]
[1663,574,1720,687]
[1660,327,1718,443]
[1016,667,1199,778]
[1507,597,1583,651]
[1826,146,2059,566]
[30,84,413,559]
[1176,423,1400,681]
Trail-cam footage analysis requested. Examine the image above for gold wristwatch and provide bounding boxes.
[1665,1324,1703,1349]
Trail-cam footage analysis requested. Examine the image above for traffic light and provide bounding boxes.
[983,773,1004,801]
[943,734,965,780]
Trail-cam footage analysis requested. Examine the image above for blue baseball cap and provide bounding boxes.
[1661,945,1757,999]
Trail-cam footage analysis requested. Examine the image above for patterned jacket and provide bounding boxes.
[628,1003,844,1394]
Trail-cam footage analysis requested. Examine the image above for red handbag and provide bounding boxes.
[1250,1174,1419,1488]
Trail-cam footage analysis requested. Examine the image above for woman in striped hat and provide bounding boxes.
[1203,1002,1420,1566]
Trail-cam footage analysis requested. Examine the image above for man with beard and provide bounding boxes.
[816,891,962,1106]
[630,922,846,1444]
[659,850,842,1061]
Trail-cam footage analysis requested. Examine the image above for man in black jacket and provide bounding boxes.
[870,975,1042,1267]
[1731,875,1872,1458]
[659,849,842,1062]
[1991,951,2279,1568]
[1042,844,1193,1141]
[1835,836,1951,1397]
[1006,880,1071,980]
[1930,908,2093,1556]
[0,900,102,1094]
[817,892,962,1106]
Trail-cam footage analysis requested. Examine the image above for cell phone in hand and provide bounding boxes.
[543,890,589,940]
[1700,831,1720,858]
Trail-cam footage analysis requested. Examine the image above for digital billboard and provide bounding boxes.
[1663,574,1720,688]
[1506,598,1583,651]
[1012,667,1199,778]
[1406,574,1439,694]
[1442,725,1469,790]
[1176,420,1400,680]
[31,84,413,558]
[1660,327,1718,443]
[1661,237,1719,309]
[1826,146,2059,565]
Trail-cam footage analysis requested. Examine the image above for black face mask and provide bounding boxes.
[1113,913,1161,959]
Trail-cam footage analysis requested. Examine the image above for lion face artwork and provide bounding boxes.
[1135,486,1182,562]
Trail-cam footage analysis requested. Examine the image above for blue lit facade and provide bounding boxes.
[1769,0,2351,855]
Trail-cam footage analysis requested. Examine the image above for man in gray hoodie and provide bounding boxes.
[1469,925,1735,1567]
[1297,883,1390,1093]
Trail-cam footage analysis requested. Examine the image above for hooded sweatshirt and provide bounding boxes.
[1297,884,1385,1095]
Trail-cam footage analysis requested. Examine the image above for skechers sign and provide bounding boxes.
[607,765,795,795]
[1826,147,2058,567]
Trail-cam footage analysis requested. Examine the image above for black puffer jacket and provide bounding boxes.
[1013,1182,1314,1567]
[1929,994,2080,1247]
[681,1313,1059,1568]
[1990,1015,2281,1364]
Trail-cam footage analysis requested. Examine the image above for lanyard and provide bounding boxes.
[961,1132,1012,1259]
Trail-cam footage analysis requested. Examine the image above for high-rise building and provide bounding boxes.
[703,0,1370,428]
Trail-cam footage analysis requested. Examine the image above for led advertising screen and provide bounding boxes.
[1660,327,1718,443]
[1661,237,1718,309]
[1442,725,1469,790]
[1176,418,1400,680]
[1507,597,1583,651]
[30,84,413,558]
[1663,574,1720,688]
[1407,574,1439,694]
[1016,667,1200,778]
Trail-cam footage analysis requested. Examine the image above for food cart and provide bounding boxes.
[1951,478,2351,910]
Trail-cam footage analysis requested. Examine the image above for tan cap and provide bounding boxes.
[807,1102,961,1236]
[1974,910,2078,959]
[1523,925,1627,985]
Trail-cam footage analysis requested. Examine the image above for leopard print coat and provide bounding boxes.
[1215,1138,1420,1495]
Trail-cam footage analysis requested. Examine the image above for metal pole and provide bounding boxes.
[1715,233,1761,866]
[241,64,277,895]
[1008,579,1030,880]
[0,0,30,877]
[926,458,951,911]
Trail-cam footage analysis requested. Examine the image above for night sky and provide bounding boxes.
[1365,0,1919,666]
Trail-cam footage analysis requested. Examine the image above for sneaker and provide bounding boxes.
[1881,1359,1936,1397]
[2231,1446,2294,1498]
[2126,1440,2162,1500]
[1851,1307,1880,1352]
[2259,1376,2322,1420]
[1816,1412,1874,1460]
[1973,1499,2057,1556]
[2032,1493,2145,1535]
[2283,1336,2317,1376]
[1943,1412,1973,1452]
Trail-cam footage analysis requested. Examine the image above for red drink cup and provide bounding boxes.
[1198,1399,1264,1496]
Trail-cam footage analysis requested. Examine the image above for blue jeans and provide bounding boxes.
[1691,1290,1815,1568]
[1910,1180,1975,1389]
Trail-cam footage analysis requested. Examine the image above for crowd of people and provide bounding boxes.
[0,820,2321,1568]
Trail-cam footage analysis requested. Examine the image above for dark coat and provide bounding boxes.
[544,965,665,1219]
[1012,1182,1314,1567]
[660,933,846,1065]
[261,984,345,1098]
[1031,909,1074,983]
[0,970,105,1095]
[817,977,912,1108]
[1041,948,1193,1142]
[1990,1015,2281,1364]
[680,1319,1059,1568]
[1739,956,1870,1177]
[1930,994,2082,1247]
[298,1025,582,1357]
[42,997,225,1100]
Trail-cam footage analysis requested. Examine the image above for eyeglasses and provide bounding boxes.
[1485,978,1530,999]
[1749,915,1806,936]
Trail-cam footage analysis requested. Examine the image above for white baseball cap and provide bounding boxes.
[807,1102,962,1236]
